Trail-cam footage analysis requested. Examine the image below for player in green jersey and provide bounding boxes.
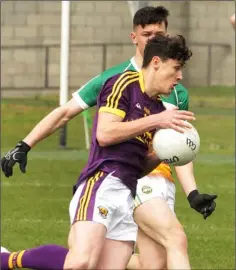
[1,6,217,270]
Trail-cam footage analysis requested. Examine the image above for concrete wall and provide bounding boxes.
[1,1,235,96]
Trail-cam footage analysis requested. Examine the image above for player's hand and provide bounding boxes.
[156,108,196,133]
[1,141,31,178]
[187,189,217,219]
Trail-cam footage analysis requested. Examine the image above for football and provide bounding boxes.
[152,123,200,166]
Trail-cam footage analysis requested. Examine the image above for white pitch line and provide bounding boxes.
[2,182,72,188]
[2,218,69,224]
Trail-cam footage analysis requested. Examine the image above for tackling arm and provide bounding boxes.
[174,162,197,196]
[175,158,217,220]
[23,98,83,147]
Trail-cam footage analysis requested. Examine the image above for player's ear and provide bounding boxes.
[130,31,137,44]
[152,56,161,69]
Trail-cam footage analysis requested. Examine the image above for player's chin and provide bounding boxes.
[165,87,173,94]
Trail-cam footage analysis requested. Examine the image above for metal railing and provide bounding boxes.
[1,42,231,90]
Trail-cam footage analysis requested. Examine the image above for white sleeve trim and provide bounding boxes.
[72,91,89,110]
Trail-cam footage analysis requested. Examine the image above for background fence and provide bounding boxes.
[1,1,235,97]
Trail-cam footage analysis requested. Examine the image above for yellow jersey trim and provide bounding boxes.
[99,107,126,118]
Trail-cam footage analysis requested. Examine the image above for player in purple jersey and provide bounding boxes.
[1,34,194,270]
[73,70,166,198]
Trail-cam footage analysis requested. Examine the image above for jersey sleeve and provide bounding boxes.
[72,74,102,109]
[72,60,134,110]
[175,83,189,110]
[98,75,129,119]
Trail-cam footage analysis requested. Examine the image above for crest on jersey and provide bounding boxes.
[142,185,152,194]
[98,206,108,219]
[135,103,141,110]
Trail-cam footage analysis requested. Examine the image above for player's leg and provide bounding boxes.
[96,181,137,270]
[64,221,106,269]
[97,239,134,270]
[1,244,69,270]
[126,253,141,270]
[135,197,190,269]
[126,228,167,270]
[134,175,190,270]
[1,172,108,270]
[65,171,113,269]
[1,224,105,270]
[137,228,167,270]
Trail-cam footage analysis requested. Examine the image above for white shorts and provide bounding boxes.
[69,171,138,242]
[134,175,176,213]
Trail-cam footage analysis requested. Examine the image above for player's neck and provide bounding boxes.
[134,53,143,70]
[142,69,161,100]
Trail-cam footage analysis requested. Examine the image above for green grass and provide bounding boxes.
[1,86,235,269]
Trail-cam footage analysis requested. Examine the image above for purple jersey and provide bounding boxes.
[75,71,166,197]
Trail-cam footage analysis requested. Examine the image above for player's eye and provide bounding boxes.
[174,66,181,71]
[155,32,165,36]
[143,33,151,37]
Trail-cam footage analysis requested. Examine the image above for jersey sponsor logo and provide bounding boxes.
[142,185,152,194]
[144,107,150,115]
[186,138,196,150]
[98,206,108,219]
[136,131,153,147]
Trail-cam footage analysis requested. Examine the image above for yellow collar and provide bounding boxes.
[138,71,145,93]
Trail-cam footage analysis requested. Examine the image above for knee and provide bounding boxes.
[165,225,188,251]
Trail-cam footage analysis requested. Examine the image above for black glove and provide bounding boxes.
[1,141,31,178]
[187,189,217,219]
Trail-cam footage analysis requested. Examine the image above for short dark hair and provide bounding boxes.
[142,34,192,68]
[133,6,169,30]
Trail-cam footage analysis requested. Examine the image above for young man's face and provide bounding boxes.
[131,22,167,57]
[153,57,183,95]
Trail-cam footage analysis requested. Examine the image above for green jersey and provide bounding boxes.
[72,57,189,110]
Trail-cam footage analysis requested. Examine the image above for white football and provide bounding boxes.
[152,123,200,166]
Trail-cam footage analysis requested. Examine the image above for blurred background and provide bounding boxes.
[1,0,235,97]
[1,1,235,269]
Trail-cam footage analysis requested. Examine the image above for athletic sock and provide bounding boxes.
[1,244,68,270]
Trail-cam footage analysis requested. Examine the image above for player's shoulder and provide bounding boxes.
[104,70,139,87]
[101,59,135,82]
[175,83,189,94]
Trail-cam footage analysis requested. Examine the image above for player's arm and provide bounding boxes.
[174,86,217,219]
[1,98,83,177]
[24,74,103,147]
[97,112,169,147]
[174,85,195,195]
[97,78,195,147]
[1,74,103,177]
[175,162,197,196]
[23,98,82,147]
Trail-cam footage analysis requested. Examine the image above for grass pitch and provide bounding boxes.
[1,86,235,269]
